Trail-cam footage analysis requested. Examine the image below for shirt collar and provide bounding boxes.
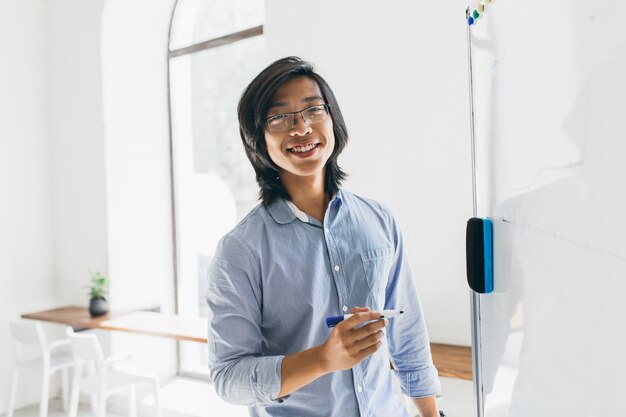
[286,200,309,222]
[267,190,343,225]
[267,198,297,224]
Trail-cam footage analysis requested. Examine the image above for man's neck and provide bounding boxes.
[281,171,329,223]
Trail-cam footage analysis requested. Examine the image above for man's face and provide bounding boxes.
[264,76,335,180]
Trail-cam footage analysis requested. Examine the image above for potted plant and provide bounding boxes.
[87,271,109,317]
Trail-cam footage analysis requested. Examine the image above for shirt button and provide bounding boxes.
[325,227,330,233]
[342,305,348,312]
[334,265,340,272]
[357,386,363,393]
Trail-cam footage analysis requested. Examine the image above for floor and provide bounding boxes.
[6,376,474,417]
[436,377,475,417]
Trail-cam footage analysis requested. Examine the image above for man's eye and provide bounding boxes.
[268,114,289,122]
[307,106,325,113]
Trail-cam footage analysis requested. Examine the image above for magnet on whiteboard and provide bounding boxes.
[466,217,494,294]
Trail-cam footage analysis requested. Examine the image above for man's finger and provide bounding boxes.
[352,330,384,353]
[354,341,382,362]
[339,311,380,329]
[352,318,386,341]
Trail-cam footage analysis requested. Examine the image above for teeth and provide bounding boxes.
[291,144,316,153]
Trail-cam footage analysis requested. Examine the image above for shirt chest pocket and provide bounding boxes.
[360,247,394,296]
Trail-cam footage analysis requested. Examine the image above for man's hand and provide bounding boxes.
[278,307,385,398]
[318,307,386,373]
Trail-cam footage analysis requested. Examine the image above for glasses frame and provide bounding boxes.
[265,103,330,133]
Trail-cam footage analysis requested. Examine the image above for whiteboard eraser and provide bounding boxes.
[466,217,494,294]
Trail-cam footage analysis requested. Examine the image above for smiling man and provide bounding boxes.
[206,57,443,417]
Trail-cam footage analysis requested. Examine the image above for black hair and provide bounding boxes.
[237,56,349,206]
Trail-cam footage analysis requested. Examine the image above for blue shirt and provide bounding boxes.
[206,189,440,417]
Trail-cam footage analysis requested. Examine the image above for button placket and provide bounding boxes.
[324,218,350,327]
[352,366,368,415]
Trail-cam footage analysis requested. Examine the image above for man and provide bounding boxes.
[206,56,443,417]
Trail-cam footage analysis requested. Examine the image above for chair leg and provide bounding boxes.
[6,367,19,417]
[96,388,107,417]
[128,385,137,417]
[61,367,69,411]
[39,368,49,417]
[86,362,97,417]
[89,394,98,417]
[97,390,107,417]
[68,364,82,417]
[152,378,161,417]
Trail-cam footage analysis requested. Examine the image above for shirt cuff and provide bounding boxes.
[395,365,442,398]
[251,355,289,404]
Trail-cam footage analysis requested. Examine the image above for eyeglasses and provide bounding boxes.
[265,103,329,134]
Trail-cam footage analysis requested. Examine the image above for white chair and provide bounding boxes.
[66,327,161,417]
[6,320,75,417]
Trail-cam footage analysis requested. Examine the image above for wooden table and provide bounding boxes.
[22,306,206,343]
[23,306,472,380]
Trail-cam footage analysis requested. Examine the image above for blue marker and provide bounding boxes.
[325,310,404,328]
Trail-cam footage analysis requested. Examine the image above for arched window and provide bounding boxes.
[168,0,266,378]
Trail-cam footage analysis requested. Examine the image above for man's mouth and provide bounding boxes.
[288,143,320,153]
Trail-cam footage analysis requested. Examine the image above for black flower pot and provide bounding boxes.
[89,297,108,317]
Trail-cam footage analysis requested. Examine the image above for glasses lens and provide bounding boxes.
[267,114,294,133]
[302,105,328,124]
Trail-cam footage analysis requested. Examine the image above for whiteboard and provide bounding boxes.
[468,1,626,416]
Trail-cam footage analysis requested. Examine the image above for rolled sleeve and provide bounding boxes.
[251,355,284,403]
[395,366,442,398]
[211,355,285,405]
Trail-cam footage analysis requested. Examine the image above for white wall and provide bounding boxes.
[101,0,176,314]
[266,0,473,345]
[0,0,58,411]
[48,0,108,306]
[101,0,178,380]
[0,0,109,411]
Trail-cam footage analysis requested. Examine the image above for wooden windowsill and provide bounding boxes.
[431,343,472,380]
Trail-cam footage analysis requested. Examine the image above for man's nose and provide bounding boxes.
[290,112,312,135]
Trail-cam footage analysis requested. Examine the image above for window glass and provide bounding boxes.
[170,0,264,50]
